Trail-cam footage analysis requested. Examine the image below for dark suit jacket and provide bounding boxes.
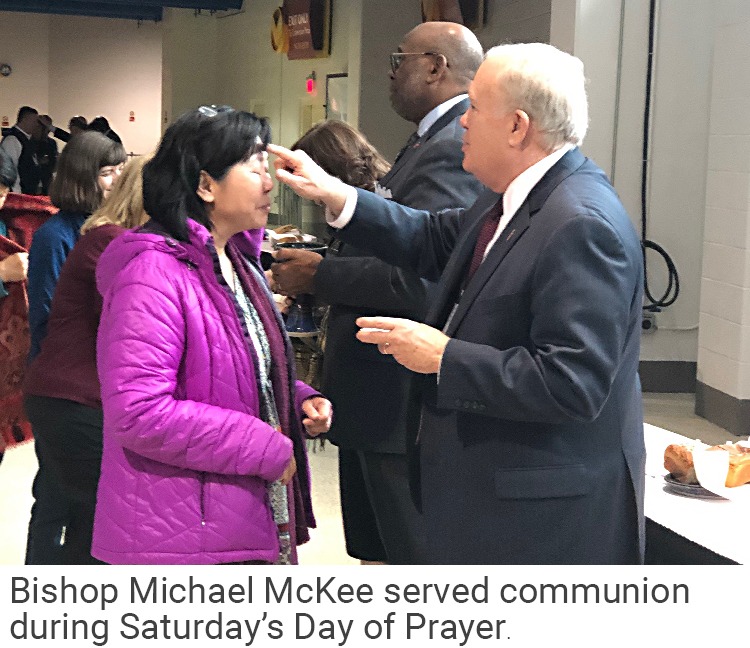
[316,98,484,453]
[336,148,646,564]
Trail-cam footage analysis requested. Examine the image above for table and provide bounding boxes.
[644,423,750,564]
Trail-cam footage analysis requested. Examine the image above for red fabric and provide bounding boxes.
[0,193,57,451]
[1,193,57,249]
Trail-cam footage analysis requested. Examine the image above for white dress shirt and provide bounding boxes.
[415,94,468,137]
[480,143,574,261]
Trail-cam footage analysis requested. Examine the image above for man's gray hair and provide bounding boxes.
[485,43,588,150]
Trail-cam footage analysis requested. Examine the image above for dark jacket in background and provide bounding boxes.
[316,98,484,454]
[35,136,58,195]
[3,127,41,194]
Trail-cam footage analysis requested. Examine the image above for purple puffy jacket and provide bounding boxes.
[92,219,318,564]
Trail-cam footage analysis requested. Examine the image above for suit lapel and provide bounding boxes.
[438,148,587,335]
[422,97,470,143]
[444,205,531,335]
[425,191,499,329]
[379,98,470,191]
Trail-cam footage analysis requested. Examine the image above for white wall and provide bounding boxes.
[477,0,551,47]
[551,0,716,364]
[49,16,162,155]
[697,0,750,399]
[357,0,423,161]
[162,8,218,124]
[0,11,162,156]
[0,12,50,125]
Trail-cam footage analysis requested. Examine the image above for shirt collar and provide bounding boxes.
[14,125,31,138]
[417,94,468,137]
[503,143,575,220]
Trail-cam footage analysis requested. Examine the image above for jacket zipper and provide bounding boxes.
[199,473,207,527]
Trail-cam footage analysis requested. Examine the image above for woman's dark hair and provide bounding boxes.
[291,120,390,190]
[143,106,271,241]
[48,131,127,213]
[0,148,18,191]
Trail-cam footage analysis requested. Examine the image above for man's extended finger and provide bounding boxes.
[356,316,399,331]
[274,167,300,184]
[356,328,391,345]
[267,143,294,163]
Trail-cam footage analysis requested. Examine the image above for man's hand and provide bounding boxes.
[301,396,333,437]
[0,252,29,283]
[356,316,450,374]
[267,144,349,216]
[270,248,322,297]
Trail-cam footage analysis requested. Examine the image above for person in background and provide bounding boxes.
[87,116,122,145]
[49,115,88,145]
[68,116,87,138]
[27,131,126,361]
[23,157,149,564]
[270,21,484,566]
[34,115,59,195]
[270,42,646,564]
[24,130,126,564]
[92,106,331,565]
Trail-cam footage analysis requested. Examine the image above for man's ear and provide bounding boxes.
[426,53,449,84]
[196,170,215,203]
[509,109,531,147]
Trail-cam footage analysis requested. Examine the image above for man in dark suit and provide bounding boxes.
[270,21,484,564]
[270,42,646,564]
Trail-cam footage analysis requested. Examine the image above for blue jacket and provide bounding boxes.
[27,210,88,360]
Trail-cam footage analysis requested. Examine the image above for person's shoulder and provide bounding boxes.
[0,132,20,148]
[31,213,64,244]
[98,233,191,300]
[34,211,81,237]
[77,223,125,253]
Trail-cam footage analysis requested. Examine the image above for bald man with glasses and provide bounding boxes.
[380,21,484,207]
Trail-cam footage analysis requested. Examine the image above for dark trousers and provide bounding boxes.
[24,395,104,565]
[338,448,428,564]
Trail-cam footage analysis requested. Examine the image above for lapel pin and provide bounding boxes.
[506,228,516,241]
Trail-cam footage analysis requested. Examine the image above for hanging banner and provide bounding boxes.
[283,0,331,60]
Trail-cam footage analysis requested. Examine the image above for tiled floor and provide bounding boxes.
[0,393,740,565]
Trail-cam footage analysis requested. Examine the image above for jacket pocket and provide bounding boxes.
[494,464,591,500]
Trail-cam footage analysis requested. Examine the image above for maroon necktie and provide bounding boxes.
[466,200,503,282]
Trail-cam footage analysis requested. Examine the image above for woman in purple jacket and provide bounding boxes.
[93,106,332,565]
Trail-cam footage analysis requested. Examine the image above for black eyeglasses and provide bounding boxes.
[389,51,446,73]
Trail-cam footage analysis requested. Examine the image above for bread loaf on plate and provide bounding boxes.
[664,442,750,487]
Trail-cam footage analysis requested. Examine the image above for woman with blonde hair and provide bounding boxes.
[23,156,149,564]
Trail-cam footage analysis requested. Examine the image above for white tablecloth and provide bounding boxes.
[644,423,750,564]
